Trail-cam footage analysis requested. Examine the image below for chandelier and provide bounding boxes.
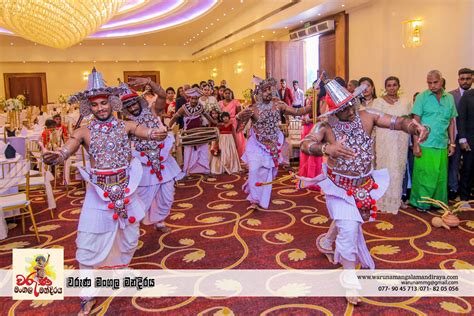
[0,0,126,49]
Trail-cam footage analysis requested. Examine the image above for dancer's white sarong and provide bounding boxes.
[76,158,145,268]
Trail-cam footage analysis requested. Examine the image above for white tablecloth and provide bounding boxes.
[0,154,22,240]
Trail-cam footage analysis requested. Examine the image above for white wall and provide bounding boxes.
[348,0,473,98]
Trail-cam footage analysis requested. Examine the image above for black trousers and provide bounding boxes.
[459,147,474,201]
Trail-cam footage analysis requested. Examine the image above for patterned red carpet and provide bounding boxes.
[1,171,473,315]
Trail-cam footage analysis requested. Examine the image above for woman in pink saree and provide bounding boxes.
[219,88,246,158]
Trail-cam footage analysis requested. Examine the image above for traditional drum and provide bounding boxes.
[179,127,219,146]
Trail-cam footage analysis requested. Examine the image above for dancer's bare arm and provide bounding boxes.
[235,106,254,131]
[364,108,429,143]
[125,121,167,141]
[277,101,312,117]
[168,107,185,127]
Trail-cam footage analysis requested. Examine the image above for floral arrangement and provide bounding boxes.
[5,98,23,112]
[16,94,26,104]
[242,88,252,101]
[58,94,70,104]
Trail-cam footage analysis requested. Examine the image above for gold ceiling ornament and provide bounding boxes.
[0,0,126,49]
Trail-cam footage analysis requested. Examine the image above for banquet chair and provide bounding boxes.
[67,145,88,189]
[18,142,56,219]
[0,159,40,242]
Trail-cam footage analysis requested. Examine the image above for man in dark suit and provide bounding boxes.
[458,88,474,206]
[277,79,294,106]
[448,68,472,199]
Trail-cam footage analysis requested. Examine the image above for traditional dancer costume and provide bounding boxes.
[66,69,146,270]
[182,89,211,175]
[297,79,390,291]
[241,78,285,209]
[120,84,184,230]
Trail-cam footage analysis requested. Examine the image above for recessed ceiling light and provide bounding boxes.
[163,43,167,46]
[251,39,255,42]
[224,50,226,52]
[229,48,232,50]
[300,20,303,23]
[47,61,50,63]
[115,60,118,63]
[231,7,234,10]
[342,4,345,7]
[216,18,219,21]
[101,42,105,46]
[211,22,214,25]
[318,13,321,16]
[122,42,126,45]
[193,36,195,38]
[93,60,96,63]
[201,30,204,33]
[223,13,226,16]
[22,60,26,63]
[70,60,74,63]
[78,42,82,46]
[272,31,276,34]
[205,26,208,29]
[284,26,288,29]
[10,42,14,45]
[137,60,140,63]
[143,43,147,46]
[261,35,264,38]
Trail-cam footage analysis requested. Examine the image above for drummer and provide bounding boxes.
[169,88,217,177]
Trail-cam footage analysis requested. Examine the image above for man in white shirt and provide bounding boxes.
[448,68,472,199]
[292,80,305,109]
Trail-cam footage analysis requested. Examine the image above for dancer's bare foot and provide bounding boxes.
[155,223,171,233]
[247,203,258,211]
[78,298,96,316]
[316,234,335,264]
[345,289,361,305]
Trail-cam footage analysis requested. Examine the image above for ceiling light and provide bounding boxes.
[122,42,126,45]
[318,13,321,16]
[284,26,288,29]
[47,61,50,63]
[115,60,118,63]
[231,7,234,10]
[193,36,195,38]
[261,35,264,38]
[1,0,123,49]
[223,13,226,16]
[22,60,26,63]
[342,4,345,7]
[137,60,140,63]
[224,50,226,52]
[300,20,303,23]
[143,43,147,45]
[10,42,14,45]
[101,42,105,46]
[201,30,203,33]
[205,26,208,29]
[272,31,276,34]
[216,18,219,21]
[251,39,255,42]
[163,43,166,46]
[70,60,74,63]
[211,22,214,25]
[93,60,96,63]
[229,48,232,50]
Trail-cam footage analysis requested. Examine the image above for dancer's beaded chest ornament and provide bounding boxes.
[125,101,167,182]
[88,117,134,222]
